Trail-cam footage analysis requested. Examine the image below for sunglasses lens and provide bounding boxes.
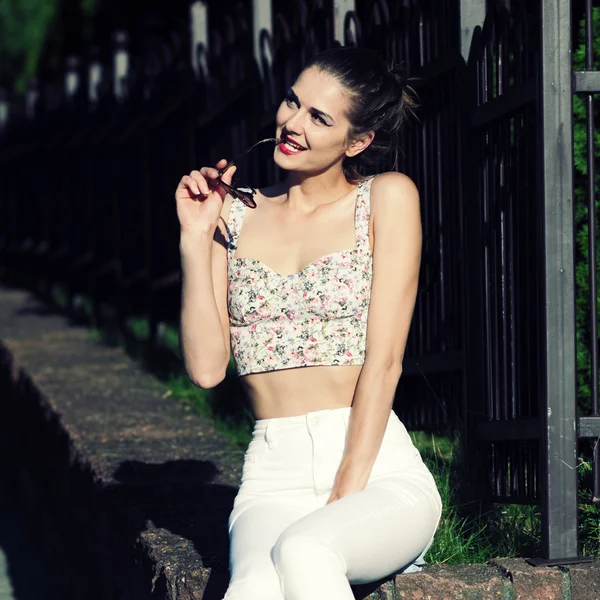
[219,178,256,208]
[236,189,257,208]
[225,183,254,208]
[217,156,259,208]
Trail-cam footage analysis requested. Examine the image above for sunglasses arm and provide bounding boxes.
[218,138,280,176]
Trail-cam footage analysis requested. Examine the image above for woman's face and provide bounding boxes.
[273,66,358,175]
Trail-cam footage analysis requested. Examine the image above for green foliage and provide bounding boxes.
[572,7,600,415]
[0,0,58,92]
[0,0,99,93]
[578,456,600,557]
[126,317,151,341]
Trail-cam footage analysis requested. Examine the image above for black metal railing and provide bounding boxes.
[463,1,542,502]
[462,0,600,562]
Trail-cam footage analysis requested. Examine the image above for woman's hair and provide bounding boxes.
[302,47,418,182]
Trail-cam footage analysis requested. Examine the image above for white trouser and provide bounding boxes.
[223,406,442,600]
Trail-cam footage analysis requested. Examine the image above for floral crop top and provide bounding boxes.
[227,176,374,375]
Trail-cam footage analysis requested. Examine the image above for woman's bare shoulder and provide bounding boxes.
[370,171,418,196]
[369,172,420,215]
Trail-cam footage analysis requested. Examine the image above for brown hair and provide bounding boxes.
[303,47,418,181]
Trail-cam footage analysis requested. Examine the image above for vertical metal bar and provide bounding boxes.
[583,0,600,505]
[334,0,355,45]
[190,1,209,81]
[459,0,486,61]
[253,0,272,80]
[539,0,579,559]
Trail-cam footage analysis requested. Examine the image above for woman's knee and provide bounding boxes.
[271,530,345,574]
[272,532,310,570]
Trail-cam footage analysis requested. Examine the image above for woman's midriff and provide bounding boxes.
[241,364,363,419]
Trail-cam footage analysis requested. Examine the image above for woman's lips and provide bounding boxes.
[278,141,306,155]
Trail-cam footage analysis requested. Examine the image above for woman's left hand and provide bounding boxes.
[326,460,371,504]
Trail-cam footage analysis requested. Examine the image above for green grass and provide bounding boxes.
[418,434,542,564]
[126,316,150,341]
[578,456,600,558]
[409,431,453,461]
[161,323,182,357]
[165,369,253,447]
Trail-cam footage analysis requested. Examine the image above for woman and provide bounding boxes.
[176,46,442,600]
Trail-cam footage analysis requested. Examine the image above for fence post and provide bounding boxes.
[536,0,580,563]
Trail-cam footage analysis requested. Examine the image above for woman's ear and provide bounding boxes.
[345,131,375,158]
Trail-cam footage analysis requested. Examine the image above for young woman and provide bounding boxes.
[176,46,442,600]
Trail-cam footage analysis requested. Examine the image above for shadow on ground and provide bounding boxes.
[109,459,237,599]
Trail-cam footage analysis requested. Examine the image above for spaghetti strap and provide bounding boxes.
[355,176,374,253]
[226,197,247,260]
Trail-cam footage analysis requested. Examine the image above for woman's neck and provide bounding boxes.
[284,170,357,214]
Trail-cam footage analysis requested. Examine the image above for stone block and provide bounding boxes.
[489,558,564,600]
[395,563,506,599]
[566,561,600,600]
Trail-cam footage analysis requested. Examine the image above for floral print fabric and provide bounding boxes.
[227,177,374,375]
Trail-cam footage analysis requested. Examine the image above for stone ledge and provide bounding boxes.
[395,563,506,598]
[0,286,599,600]
[0,287,242,599]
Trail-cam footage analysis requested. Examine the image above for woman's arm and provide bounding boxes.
[179,195,233,389]
[176,161,236,389]
[328,172,422,503]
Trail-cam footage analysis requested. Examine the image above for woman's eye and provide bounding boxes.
[284,96,297,107]
[312,114,326,125]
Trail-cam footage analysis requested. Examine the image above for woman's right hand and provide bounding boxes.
[175,159,236,235]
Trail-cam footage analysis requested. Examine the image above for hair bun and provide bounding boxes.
[387,63,408,90]
[387,62,419,124]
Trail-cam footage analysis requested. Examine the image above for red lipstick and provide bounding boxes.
[278,135,306,155]
[279,142,300,155]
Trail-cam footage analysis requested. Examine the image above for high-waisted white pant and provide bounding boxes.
[223,406,442,600]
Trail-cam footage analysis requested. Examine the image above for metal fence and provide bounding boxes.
[0,0,598,562]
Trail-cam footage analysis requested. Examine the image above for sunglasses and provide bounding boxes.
[216,137,281,208]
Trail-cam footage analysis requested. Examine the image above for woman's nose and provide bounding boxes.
[283,110,306,134]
